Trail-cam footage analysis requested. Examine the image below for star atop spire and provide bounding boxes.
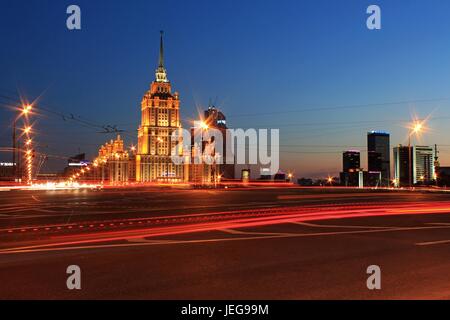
[155,30,168,82]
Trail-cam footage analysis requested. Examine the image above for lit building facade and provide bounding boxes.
[393,145,434,186]
[413,145,434,184]
[136,31,183,182]
[98,135,131,184]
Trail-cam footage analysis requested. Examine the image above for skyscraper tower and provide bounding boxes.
[136,31,183,182]
[393,145,413,187]
[367,131,390,186]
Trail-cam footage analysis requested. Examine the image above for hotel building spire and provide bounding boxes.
[155,30,168,83]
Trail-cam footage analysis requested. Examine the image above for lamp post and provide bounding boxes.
[12,104,32,182]
[408,122,423,189]
[12,116,17,181]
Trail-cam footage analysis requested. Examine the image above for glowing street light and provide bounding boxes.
[22,104,32,115]
[327,176,334,185]
[412,122,422,134]
[407,118,428,188]
[12,102,35,182]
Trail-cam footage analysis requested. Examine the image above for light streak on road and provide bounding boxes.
[2,201,450,254]
[0,182,101,191]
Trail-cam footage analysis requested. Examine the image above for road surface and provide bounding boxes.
[0,186,449,299]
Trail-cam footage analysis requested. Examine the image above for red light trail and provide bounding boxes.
[2,201,450,254]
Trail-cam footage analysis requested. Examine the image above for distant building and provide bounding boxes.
[274,171,287,181]
[260,168,272,180]
[340,150,362,187]
[188,126,219,186]
[0,162,15,181]
[97,135,133,184]
[393,145,435,186]
[437,166,450,186]
[340,170,362,187]
[393,145,413,187]
[414,145,434,184]
[204,106,235,179]
[367,131,390,186]
[204,106,227,129]
[343,150,360,173]
[297,178,313,186]
[64,153,89,178]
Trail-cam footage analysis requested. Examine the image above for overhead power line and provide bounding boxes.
[226,98,448,118]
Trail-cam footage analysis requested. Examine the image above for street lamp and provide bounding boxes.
[327,176,333,185]
[199,121,209,130]
[22,104,32,115]
[408,120,425,188]
[12,104,34,182]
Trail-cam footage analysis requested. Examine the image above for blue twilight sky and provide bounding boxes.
[1,0,450,177]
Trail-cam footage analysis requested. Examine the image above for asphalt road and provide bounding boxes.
[0,186,450,299]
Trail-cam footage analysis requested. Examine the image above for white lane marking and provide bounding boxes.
[3,224,450,255]
[416,239,450,246]
[291,221,397,229]
[126,238,175,244]
[32,196,42,202]
[220,228,295,236]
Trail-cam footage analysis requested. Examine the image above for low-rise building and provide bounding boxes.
[97,135,135,184]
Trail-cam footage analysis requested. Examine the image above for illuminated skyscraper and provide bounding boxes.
[136,31,183,182]
[413,145,434,184]
[393,145,434,186]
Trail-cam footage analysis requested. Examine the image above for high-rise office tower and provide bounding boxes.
[393,145,434,186]
[414,145,434,184]
[367,131,390,186]
[393,145,413,187]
